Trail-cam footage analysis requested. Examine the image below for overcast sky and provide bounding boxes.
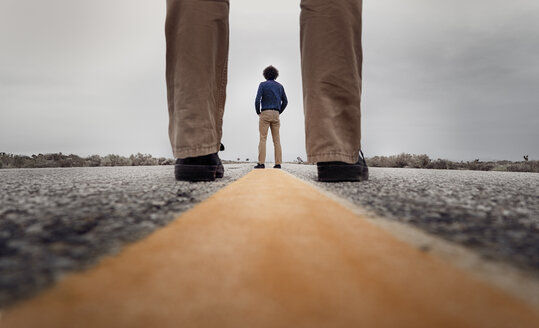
[1,0,538,161]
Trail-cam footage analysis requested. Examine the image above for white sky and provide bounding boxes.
[1,0,538,161]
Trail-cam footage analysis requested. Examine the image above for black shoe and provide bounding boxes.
[317,151,369,182]
[175,144,225,181]
[254,163,265,169]
[273,164,281,169]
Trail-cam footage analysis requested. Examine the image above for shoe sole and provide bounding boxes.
[317,164,369,182]
[175,164,217,182]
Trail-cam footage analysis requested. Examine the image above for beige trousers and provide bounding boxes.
[258,110,282,165]
[166,0,363,164]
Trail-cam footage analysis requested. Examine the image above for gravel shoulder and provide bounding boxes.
[0,164,252,308]
[284,165,539,276]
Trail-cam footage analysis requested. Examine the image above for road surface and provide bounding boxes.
[0,164,538,309]
[2,169,539,327]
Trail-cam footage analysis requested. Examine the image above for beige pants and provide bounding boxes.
[258,110,282,165]
[166,0,363,164]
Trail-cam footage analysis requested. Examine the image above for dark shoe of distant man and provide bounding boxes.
[273,164,281,169]
[254,163,265,169]
[175,144,225,181]
[317,151,368,182]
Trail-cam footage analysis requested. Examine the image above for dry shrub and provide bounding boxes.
[366,154,537,173]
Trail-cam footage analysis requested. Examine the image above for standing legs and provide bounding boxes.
[258,112,271,164]
[300,0,363,164]
[166,0,364,168]
[165,0,230,159]
[258,111,282,165]
[269,115,283,165]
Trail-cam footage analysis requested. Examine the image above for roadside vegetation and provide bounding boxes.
[365,153,538,173]
[0,152,537,173]
[0,153,174,169]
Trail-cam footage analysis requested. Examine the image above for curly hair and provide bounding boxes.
[263,65,279,80]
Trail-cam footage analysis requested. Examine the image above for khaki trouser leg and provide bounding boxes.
[300,0,363,164]
[258,112,271,164]
[165,0,229,159]
[269,112,283,165]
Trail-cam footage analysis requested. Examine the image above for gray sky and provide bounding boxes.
[1,0,538,162]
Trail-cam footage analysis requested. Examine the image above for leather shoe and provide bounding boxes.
[317,151,368,182]
[175,144,225,181]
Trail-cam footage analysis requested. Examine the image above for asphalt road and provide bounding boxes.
[1,164,538,308]
[6,169,538,328]
[0,164,251,307]
[285,165,539,275]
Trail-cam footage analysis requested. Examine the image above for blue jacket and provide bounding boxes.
[255,80,288,115]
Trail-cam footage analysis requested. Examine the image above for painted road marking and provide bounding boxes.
[2,169,538,327]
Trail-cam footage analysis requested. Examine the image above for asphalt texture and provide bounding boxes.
[284,165,539,275]
[1,164,538,308]
[0,164,251,308]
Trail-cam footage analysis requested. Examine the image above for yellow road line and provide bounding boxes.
[2,170,539,327]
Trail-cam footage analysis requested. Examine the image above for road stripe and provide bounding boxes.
[2,169,538,327]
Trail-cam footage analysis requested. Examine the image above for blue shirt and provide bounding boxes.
[255,80,288,115]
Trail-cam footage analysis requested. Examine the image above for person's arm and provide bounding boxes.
[280,86,288,114]
[255,83,263,115]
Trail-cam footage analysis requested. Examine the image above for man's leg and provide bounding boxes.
[258,112,271,165]
[300,0,363,164]
[165,0,229,159]
[269,112,283,165]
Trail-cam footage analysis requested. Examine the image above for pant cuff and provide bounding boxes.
[307,152,359,164]
[173,143,221,159]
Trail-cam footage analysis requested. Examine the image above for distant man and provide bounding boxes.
[254,66,288,169]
